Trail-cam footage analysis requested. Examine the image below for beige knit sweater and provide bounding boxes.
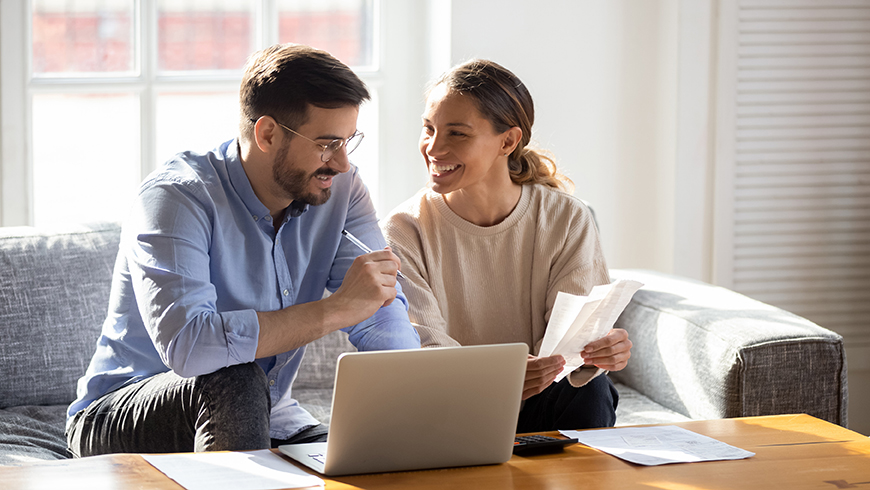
[382,184,611,385]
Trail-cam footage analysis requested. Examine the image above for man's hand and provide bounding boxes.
[581,328,632,371]
[328,248,402,324]
[255,248,403,358]
[523,355,565,400]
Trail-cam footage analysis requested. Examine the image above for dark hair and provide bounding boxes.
[239,44,370,140]
[433,59,573,192]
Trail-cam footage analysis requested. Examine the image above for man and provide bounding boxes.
[66,44,420,456]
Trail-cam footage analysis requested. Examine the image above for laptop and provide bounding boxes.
[279,343,528,476]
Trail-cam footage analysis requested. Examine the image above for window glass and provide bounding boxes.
[18,1,381,226]
[277,0,375,68]
[156,92,240,165]
[32,93,141,226]
[156,92,380,206]
[31,0,135,76]
[157,0,253,72]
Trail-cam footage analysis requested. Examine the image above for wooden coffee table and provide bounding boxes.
[2,414,868,489]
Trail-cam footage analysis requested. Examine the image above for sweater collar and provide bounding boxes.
[429,184,532,235]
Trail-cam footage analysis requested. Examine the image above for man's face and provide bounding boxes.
[272,105,359,206]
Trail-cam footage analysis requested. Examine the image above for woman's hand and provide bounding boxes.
[581,328,632,371]
[522,354,565,400]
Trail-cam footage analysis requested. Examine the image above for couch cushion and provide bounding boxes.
[613,383,691,426]
[0,222,121,408]
[0,405,70,465]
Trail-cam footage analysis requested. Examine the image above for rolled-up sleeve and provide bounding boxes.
[343,282,421,351]
[128,182,260,378]
[330,170,420,352]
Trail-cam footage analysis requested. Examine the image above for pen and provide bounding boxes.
[341,229,406,279]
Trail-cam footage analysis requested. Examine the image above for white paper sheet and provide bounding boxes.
[143,449,323,490]
[539,279,643,381]
[560,426,755,466]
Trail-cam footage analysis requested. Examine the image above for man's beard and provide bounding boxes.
[272,141,337,206]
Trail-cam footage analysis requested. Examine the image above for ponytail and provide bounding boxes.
[508,147,574,193]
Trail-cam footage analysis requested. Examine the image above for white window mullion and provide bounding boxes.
[141,0,156,179]
[369,0,382,73]
[1,0,30,226]
[258,0,279,48]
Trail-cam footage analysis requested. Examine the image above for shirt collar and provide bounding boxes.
[287,200,309,218]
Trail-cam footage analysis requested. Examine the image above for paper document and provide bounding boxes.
[539,279,643,381]
[560,425,755,466]
[143,449,324,490]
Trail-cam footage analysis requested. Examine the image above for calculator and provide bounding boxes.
[513,434,579,454]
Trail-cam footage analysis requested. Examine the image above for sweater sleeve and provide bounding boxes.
[544,197,612,387]
[544,203,610,321]
[381,210,461,348]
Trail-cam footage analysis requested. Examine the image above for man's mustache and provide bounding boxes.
[314,168,339,178]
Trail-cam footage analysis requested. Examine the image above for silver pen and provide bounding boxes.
[341,229,406,279]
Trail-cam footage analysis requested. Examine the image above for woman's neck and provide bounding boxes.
[443,179,523,227]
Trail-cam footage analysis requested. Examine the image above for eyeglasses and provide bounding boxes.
[256,117,364,163]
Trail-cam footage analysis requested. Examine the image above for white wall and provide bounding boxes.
[374,0,435,215]
[440,0,680,272]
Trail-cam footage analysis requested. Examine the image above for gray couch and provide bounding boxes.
[0,222,848,465]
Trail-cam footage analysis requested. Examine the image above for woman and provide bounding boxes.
[381,60,632,432]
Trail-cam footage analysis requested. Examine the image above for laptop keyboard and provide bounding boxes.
[307,453,326,464]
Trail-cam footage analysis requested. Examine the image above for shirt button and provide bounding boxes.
[252,215,258,221]
[282,289,289,296]
[269,380,275,386]
[265,215,272,221]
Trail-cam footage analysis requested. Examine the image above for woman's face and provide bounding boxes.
[420,84,510,195]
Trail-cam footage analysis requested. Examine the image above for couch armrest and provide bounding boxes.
[609,269,848,426]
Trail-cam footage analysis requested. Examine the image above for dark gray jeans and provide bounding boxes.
[67,362,326,457]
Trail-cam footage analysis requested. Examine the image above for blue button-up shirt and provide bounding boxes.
[68,139,420,438]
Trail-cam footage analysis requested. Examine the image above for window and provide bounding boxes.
[2,0,384,226]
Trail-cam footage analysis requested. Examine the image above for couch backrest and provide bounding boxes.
[0,222,121,408]
[294,318,356,390]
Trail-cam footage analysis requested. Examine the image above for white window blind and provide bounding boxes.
[718,0,870,344]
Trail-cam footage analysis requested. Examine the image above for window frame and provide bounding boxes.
[1,0,404,227]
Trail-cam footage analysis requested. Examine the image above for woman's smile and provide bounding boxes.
[429,161,461,177]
